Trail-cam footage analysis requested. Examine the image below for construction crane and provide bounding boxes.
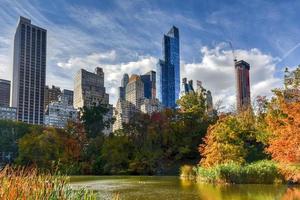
[228,41,237,64]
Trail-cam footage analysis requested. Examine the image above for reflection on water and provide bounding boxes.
[70,176,300,200]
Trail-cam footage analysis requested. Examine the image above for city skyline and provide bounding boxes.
[1,1,300,108]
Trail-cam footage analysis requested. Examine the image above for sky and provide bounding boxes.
[0,0,300,108]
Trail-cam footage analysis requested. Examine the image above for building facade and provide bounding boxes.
[0,107,17,121]
[196,80,214,115]
[235,60,251,111]
[284,66,300,102]
[112,99,136,131]
[118,73,129,100]
[74,67,109,109]
[141,71,156,99]
[44,85,61,109]
[0,79,11,107]
[113,72,160,132]
[62,89,74,106]
[74,67,112,134]
[125,74,145,109]
[140,98,162,115]
[157,26,180,108]
[44,95,77,128]
[12,16,47,125]
[180,78,195,96]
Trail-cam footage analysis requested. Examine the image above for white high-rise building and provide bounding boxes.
[44,95,78,128]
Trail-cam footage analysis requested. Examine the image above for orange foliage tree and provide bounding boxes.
[266,90,300,164]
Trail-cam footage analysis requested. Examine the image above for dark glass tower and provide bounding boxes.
[141,71,156,99]
[0,79,11,107]
[157,26,180,108]
[12,16,47,124]
[118,73,129,100]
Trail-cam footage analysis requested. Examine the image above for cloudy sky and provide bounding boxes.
[0,0,299,108]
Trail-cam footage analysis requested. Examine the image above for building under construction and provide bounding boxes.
[235,60,251,111]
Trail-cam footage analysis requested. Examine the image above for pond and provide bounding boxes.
[70,176,300,200]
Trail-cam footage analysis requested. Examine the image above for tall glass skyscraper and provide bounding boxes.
[156,26,180,108]
[12,17,47,124]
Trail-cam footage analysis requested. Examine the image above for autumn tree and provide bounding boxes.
[266,90,300,164]
[199,109,267,168]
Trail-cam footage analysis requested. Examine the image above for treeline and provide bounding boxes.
[5,88,298,179]
[1,91,217,175]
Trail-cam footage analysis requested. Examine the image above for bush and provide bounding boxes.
[278,164,300,184]
[180,165,196,179]
[194,160,282,184]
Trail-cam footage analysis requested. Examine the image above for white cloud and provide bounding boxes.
[57,51,117,69]
[53,52,157,105]
[182,44,282,110]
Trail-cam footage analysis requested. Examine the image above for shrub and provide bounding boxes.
[194,165,219,183]
[180,165,196,179]
[278,164,300,184]
[194,160,282,184]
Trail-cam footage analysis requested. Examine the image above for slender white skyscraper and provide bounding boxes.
[12,16,47,124]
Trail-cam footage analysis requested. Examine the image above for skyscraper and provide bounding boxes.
[141,71,156,99]
[118,73,129,100]
[0,79,11,107]
[157,26,180,108]
[74,67,109,109]
[113,72,159,132]
[12,16,47,124]
[235,60,251,110]
[125,74,144,108]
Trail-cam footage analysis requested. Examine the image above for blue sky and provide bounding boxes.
[0,0,299,107]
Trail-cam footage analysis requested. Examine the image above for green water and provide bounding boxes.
[70,176,300,200]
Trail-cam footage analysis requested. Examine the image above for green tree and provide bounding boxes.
[176,92,216,162]
[0,120,33,162]
[79,104,115,174]
[101,134,134,174]
[80,104,114,138]
[16,127,65,169]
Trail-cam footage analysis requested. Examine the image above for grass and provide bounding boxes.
[0,165,97,200]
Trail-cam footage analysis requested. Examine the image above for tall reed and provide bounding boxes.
[0,165,96,200]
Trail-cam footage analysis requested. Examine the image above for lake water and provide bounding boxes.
[70,176,300,200]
